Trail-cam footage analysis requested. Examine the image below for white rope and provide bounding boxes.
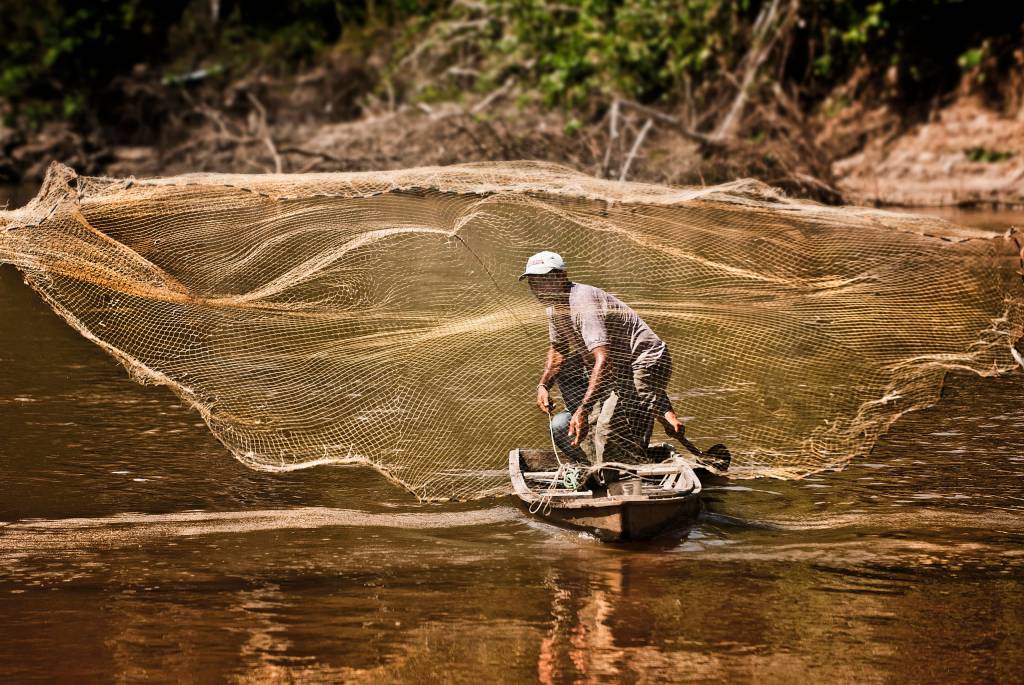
[545,399,566,466]
[528,402,585,513]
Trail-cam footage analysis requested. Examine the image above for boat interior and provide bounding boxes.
[515,444,699,501]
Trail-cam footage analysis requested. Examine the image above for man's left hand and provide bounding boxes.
[568,406,589,446]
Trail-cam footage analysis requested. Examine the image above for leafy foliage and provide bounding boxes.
[0,0,1022,131]
[0,0,190,127]
[405,0,1024,112]
[798,0,1024,101]
[495,0,737,107]
[964,147,1014,164]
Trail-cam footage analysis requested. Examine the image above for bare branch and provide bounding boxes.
[619,118,653,182]
[278,146,343,164]
[447,66,481,78]
[470,77,516,114]
[712,0,799,142]
[602,99,621,178]
[195,104,245,142]
[617,99,723,149]
[246,92,283,174]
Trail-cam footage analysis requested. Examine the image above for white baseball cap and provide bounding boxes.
[518,251,566,280]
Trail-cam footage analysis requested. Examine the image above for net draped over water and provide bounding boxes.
[1,161,1022,500]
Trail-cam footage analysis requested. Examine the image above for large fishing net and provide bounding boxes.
[1,161,1022,500]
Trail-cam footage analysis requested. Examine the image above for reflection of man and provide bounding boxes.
[520,251,685,465]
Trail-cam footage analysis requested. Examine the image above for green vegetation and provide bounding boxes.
[0,0,435,128]
[396,0,1024,111]
[494,0,734,107]
[964,147,1014,164]
[1,1,1022,135]
[0,0,189,127]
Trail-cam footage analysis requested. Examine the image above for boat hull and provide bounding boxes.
[509,447,703,542]
[514,494,701,542]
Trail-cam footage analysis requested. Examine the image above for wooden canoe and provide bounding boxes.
[508,444,702,542]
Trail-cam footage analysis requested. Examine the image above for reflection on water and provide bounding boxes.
[1,189,1023,683]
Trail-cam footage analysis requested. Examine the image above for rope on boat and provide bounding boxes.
[527,458,699,511]
[530,403,696,514]
[530,402,573,515]
[561,467,583,490]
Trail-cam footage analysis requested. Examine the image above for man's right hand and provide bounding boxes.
[536,384,552,414]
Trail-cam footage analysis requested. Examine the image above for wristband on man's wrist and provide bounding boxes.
[538,382,550,390]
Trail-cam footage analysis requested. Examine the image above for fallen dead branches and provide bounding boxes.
[712,0,799,142]
[602,97,725,182]
[470,77,516,114]
[246,92,282,174]
[159,87,289,174]
[618,99,723,150]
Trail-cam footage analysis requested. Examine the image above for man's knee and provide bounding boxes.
[549,410,571,435]
[549,410,589,462]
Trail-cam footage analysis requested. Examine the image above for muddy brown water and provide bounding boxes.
[1,183,1023,683]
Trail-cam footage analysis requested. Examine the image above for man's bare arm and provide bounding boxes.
[568,345,611,444]
[535,345,566,414]
[578,345,610,411]
[539,345,566,389]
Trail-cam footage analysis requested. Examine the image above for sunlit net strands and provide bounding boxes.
[1,161,1022,500]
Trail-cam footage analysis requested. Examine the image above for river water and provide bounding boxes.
[1,182,1023,683]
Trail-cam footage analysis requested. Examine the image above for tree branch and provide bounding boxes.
[619,118,653,182]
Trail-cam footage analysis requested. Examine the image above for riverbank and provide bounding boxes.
[2,3,1022,208]
[832,95,1024,207]
[4,84,1021,209]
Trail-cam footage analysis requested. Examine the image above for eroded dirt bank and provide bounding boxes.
[830,96,1024,207]
[3,71,1022,209]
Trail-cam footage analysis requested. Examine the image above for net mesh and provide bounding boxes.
[1,161,1022,500]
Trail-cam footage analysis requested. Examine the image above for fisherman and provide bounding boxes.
[520,250,686,466]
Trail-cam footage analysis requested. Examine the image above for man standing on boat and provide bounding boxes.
[520,250,686,465]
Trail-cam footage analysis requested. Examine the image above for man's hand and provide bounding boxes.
[536,384,552,414]
[535,346,565,414]
[568,406,589,446]
[661,410,685,440]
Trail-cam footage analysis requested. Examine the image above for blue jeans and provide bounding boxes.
[549,410,589,463]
